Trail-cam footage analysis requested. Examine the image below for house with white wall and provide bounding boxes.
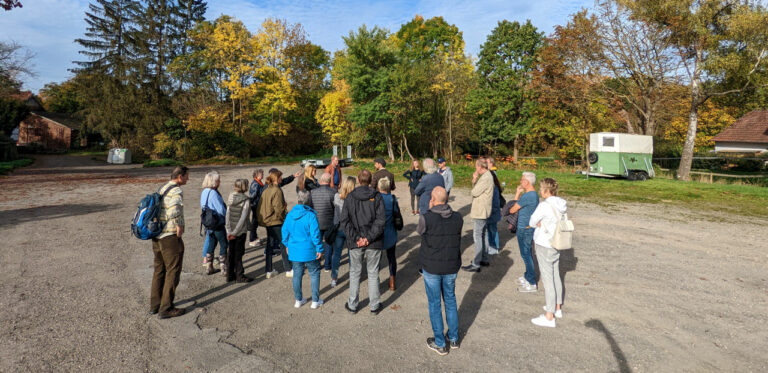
[712,110,768,153]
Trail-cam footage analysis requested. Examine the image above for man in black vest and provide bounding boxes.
[417,186,462,355]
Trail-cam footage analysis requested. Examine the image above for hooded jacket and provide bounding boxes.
[257,184,286,227]
[438,166,454,192]
[340,186,386,249]
[529,196,568,249]
[226,192,252,236]
[417,203,463,275]
[282,204,324,262]
[249,179,265,208]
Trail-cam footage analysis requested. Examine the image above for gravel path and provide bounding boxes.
[1,155,766,372]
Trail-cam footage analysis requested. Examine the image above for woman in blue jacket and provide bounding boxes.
[201,171,227,276]
[282,190,325,309]
[378,177,399,291]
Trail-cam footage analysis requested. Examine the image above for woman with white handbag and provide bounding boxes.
[528,178,571,328]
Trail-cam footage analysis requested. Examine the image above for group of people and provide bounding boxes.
[147,155,568,356]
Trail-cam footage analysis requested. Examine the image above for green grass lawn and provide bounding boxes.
[348,159,768,218]
[0,158,34,174]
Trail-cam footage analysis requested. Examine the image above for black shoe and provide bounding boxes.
[344,303,357,314]
[426,337,448,356]
[446,334,460,349]
[158,307,186,319]
[370,305,381,315]
[149,307,159,315]
[236,276,254,283]
[461,265,480,273]
[479,261,490,267]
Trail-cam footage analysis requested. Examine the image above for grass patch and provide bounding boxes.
[143,158,182,168]
[67,149,108,156]
[0,158,34,174]
[348,159,768,218]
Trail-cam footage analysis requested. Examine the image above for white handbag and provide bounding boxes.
[546,201,574,250]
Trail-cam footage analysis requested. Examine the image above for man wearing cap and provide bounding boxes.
[437,158,454,196]
[372,158,396,192]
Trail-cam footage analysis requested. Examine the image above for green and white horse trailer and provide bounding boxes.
[586,132,655,181]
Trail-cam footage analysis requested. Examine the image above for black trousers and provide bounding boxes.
[249,207,259,242]
[385,245,397,277]
[227,233,246,281]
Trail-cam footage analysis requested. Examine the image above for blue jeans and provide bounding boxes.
[472,219,489,266]
[517,227,536,285]
[329,229,345,280]
[203,229,228,257]
[487,219,500,249]
[423,271,459,348]
[292,259,321,302]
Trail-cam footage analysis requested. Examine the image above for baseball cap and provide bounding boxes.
[437,157,446,164]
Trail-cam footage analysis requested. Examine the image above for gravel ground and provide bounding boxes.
[1,155,766,372]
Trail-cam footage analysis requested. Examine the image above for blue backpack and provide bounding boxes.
[131,185,178,240]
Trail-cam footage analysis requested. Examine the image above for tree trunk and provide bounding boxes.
[677,53,702,181]
[448,99,454,164]
[513,135,519,162]
[383,124,395,161]
[402,133,414,161]
[620,110,635,134]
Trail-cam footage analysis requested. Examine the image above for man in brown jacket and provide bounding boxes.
[151,165,189,319]
[372,158,396,192]
[324,155,343,190]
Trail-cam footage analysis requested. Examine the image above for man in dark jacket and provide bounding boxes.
[308,172,337,272]
[372,158,396,191]
[248,169,265,246]
[417,186,462,355]
[414,158,445,215]
[340,169,386,314]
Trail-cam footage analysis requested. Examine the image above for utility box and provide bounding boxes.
[587,133,654,180]
[108,148,132,164]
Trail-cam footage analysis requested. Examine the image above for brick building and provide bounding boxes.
[17,112,83,151]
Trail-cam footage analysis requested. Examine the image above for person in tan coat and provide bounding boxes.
[257,169,290,278]
[462,159,494,272]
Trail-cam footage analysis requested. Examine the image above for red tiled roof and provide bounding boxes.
[712,110,768,144]
[9,91,33,101]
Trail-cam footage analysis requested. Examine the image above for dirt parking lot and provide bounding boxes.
[1,155,766,372]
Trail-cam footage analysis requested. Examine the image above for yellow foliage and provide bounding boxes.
[663,100,737,150]
[316,79,353,143]
[187,107,231,134]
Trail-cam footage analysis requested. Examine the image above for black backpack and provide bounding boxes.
[200,189,225,234]
[393,197,404,231]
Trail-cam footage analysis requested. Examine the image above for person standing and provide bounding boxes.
[414,158,445,216]
[462,159,494,273]
[330,177,356,287]
[225,179,254,283]
[200,171,228,276]
[248,169,265,247]
[297,165,319,193]
[308,173,337,273]
[150,166,189,319]
[372,158,396,192]
[403,160,424,215]
[257,169,291,278]
[508,171,540,292]
[340,170,386,315]
[529,178,567,327]
[377,177,399,291]
[417,186,462,355]
[271,167,302,189]
[324,155,343,190]
[486,157,503,255]
[437,158,454,196]
[283,190,325,309]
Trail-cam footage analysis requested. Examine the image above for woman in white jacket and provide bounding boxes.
[225,179,254,283]
[528,178,567,328]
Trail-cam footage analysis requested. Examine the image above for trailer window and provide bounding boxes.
[602,137,615,147]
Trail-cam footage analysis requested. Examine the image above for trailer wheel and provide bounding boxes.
[626,171,637,181]
[588,152,598,164]
[636,171,648,181]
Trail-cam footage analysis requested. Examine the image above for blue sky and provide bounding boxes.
[0,0,590,93]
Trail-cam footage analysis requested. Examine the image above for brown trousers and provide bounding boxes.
[151,235,185,313]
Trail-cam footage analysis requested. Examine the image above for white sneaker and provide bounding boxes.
[322,268,330,273]
[488,248,499,255]
[330,279,337,287]
[311,299,324,309]
[286,270,293,278]
[543,306,563,318]
[518,283,538,293]
[531,314,556,328]
[266,270,277,279]
[294,298,307,308]
[517,276,528,286]
[248,240,259,247]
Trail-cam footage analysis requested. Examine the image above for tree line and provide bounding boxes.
[4,0,768,180]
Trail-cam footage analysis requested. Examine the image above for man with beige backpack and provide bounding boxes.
[528,177,573,328]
